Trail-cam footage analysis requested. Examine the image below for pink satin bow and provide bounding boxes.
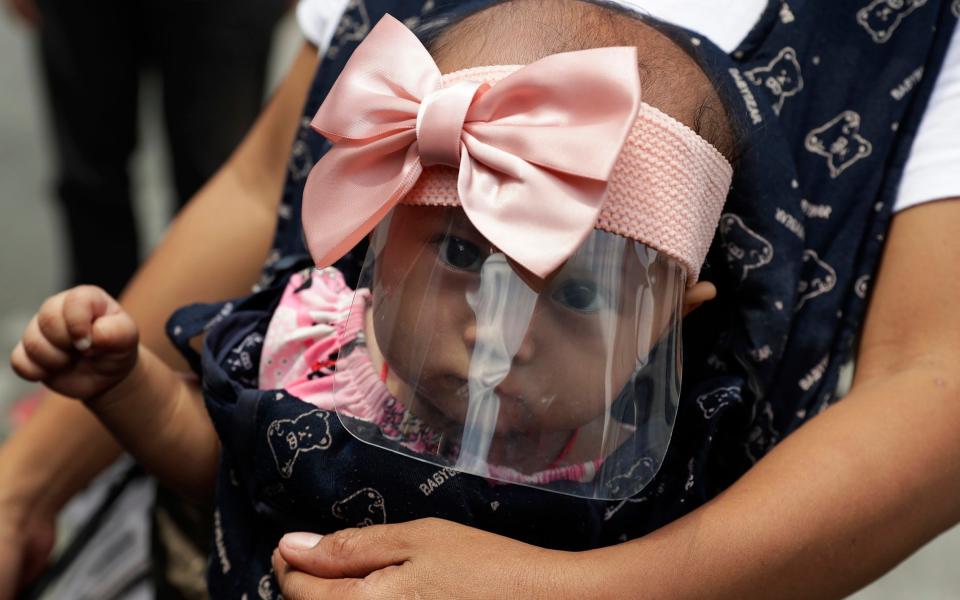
[302,14,641,278]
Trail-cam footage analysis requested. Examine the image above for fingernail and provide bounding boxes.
[281,532,323,550]
[74,336,92,351]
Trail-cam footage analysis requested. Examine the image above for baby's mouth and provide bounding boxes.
[411,376,541,434]
[493,384,524,404]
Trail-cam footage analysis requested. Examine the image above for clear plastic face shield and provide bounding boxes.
[332,205,687,500]
[299,13,733,502]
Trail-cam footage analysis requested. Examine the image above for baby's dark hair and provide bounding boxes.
[417,0,742,165]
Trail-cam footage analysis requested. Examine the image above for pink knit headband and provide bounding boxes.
[403,65,733,282]
[302,15,732,284]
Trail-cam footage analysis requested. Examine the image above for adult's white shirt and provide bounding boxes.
[297,0,960,213]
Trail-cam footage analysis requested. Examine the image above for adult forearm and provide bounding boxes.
[582,362,960,600]
[123,41,319,370]
[0,397,119,516]
[121,165,284,369]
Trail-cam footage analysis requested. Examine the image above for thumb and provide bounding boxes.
[61,286,121,350]
[90,311,139,354]
[278,523,413,579]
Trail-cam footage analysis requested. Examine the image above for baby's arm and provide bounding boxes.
[10,286,219,501]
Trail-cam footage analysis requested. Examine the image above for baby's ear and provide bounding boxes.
[682,281,717,317]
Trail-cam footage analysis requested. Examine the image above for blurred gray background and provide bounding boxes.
[0,8,957,599]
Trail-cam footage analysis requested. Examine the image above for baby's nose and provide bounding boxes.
[463,323,477,348]
[512,331,536,364]
[462,323,536,364]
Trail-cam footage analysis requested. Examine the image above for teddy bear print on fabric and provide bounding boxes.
[857,0,929,43]
[288,117,317,183]
[332,487,387,527]
[854,274,872,299]
[795,250,838,311]
[717,213,775,282]
[404,0,435,29]
[327,0,372,58]
[804,111,873,178]
[225,332,265,387]
[603,479,666,521]
[745,402,781,463]
[695,385,743,419]
[605,456,659,498]
[744,47,804,115]
[258,573,280,600]
[213,509,231,576]
[267,410,333,478]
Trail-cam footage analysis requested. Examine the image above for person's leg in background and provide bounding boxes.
[35,0,141,298]
[155,0,285,207]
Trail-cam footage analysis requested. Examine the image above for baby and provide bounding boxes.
[11,0,737,594]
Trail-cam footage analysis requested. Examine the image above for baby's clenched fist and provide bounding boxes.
[10,286,140,401]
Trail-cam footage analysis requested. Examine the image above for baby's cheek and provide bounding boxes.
[542,361,613,425]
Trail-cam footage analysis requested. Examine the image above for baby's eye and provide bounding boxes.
[551,280,606,313]
[437,235,484,272]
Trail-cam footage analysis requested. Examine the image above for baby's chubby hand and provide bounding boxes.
[10,286,139,401]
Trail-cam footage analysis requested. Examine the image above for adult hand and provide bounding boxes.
[0,494,56,600]
[3,0,39,26]
[273,518,588,600]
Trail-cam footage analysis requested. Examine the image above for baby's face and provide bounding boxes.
[369,206,681,441]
